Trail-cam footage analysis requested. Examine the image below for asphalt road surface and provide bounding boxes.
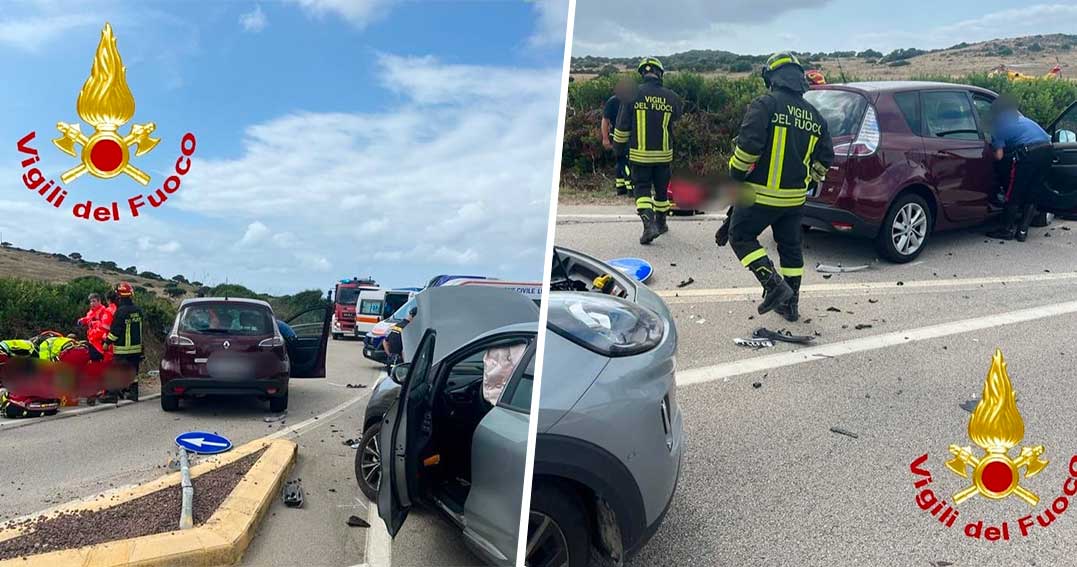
[0,338,481,566]
[557,205,1077,567]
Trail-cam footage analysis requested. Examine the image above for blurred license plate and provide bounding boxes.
[207,356,253,380]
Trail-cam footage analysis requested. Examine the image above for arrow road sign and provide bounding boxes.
[175,431,233,455]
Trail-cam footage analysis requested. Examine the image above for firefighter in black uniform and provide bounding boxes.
[724,52,834,318]
[613,57,684,244]
[104,282,143,401]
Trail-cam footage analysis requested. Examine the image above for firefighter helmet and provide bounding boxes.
[116,281,134,297]
[762,51,804,87]
[637,57,664,77]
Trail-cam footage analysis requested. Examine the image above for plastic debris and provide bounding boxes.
[734,337,774,349]
[282,479,304,508]
[677,277,695,288]
[816,263,869,273]
[830,427,859,439]
[347,515,371,528]
[263,411,288,423]
[854,324,873,330]
[753,327,814,344]
[345,383,367,389]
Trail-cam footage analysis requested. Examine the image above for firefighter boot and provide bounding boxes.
[1016,206,1036,242]
[639,210,660,245]
[748,257,794,315]
[775,276,802,322]
[655,211,669,236]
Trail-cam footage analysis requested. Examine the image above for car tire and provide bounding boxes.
[161,395,179,412]
[269,394,288,413]
[527,482,591,567]
[876,193,932,263]
[355,421,382,501]
[1031,211,1053,228]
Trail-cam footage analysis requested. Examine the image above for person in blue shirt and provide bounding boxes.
[601,77,636,196]
[986,95,1052,242]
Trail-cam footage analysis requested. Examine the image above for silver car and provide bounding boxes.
[526,246,683,567]
[378,286,539,566]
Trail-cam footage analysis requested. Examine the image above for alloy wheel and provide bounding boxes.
[891,202,927,256]
[525,511,570,567]
[361,434,381,491]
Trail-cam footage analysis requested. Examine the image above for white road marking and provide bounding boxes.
[364,492,393,567]
[266,391,368,440]
[658,271,1077,303]
[677,299,1077,386]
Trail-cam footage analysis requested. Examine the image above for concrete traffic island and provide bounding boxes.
[0,438,297,566]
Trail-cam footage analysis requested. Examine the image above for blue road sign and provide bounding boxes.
[175,431,233,455]
[608,257,653,283]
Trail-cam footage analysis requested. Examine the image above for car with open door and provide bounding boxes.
[1035,101,1077,217]
[376,286,538,566]
[526,246,682,567]
[159,297,331,412]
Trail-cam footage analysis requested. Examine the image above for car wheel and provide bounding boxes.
[269,394,288,413]
[876,193,931,263]
[161,395,179,412]
[1031,211,1053,228]
[355,421,382,500]
[527,482,590,567]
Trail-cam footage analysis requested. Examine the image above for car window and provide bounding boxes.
[1052,103,1077,143]
[803,90,867,137]
[359,299,383,316]
[893,91,922,135]
[286,307,327,338]
[972,94,994,138]
[178,304,273,336]
[923,91,980,140]
[501,350,534,413]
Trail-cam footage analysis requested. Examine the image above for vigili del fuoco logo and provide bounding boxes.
[14,22,196,221]
[910,349,1077,541]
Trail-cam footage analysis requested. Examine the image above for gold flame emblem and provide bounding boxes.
[945,349,1047,505]
[52,23,158,185]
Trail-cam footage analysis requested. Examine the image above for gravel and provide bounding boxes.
[0,449,265,560]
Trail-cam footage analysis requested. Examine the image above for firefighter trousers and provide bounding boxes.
[729,204,804,277]
[631,163,672,214]
[615,154,633,194]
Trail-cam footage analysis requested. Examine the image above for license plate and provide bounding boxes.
[207,356,253,380]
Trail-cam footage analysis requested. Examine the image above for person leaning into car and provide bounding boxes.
[986,95,1052,242]
[382,307,416,365]
[722,52,834,320]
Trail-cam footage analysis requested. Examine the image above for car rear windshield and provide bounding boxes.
[178,304,274,336]
[804,90,868,138]
[359,299,383,316]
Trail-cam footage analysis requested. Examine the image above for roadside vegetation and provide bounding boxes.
[561,72,1077,201]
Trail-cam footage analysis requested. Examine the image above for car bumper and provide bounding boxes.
[803,201,879,238]
[627,404,682,558]
[162,377,288,398]
[363,346,387,362]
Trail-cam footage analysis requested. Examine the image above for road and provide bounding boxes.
[0,339,482,567]
[556,205,1077,566]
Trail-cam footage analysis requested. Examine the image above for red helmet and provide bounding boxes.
[116,282,134,297]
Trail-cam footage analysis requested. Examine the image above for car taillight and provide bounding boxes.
[259,337,284,348]
[847,105,880,157]
[167,334,194,346]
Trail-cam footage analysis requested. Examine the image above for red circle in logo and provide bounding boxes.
[90,139,124,172]
[982,460,1014,493]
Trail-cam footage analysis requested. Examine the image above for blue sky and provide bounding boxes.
[0,0,568,294]
[573,1,1077,56]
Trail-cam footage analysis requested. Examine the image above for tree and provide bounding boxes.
[69,252,82,261]
[164,286,185,298]
[124,266,138,274]
[1,242,11,248]
[857,49,883,59]
[140,271,163,280]
[99,261,119,271]
[171,274,189,284]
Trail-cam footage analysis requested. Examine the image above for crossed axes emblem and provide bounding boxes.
[946,444,1048,505]
[53,121,159,185]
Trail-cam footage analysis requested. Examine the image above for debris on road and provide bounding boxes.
[816,263,869,273]
[264,412,288,423]
[826,306,841,313]
[829,427,859,439]
[346,514,370,528]
[752,382,762,389]
[282,479,304,508]
[696,318,706,324]
[345,383,367,389]
[960,400,978,413]
[753,327,814,344]
[854,324,873,330]
[734,337,774,349]
[677,277,695,288]
[896,281,905,286]
[868,298,878,304]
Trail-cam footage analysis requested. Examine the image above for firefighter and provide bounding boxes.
[723,52,834,318]
[986,95,1052,242]
[613,57,684,244]
[602,77,637,196]
[382,307,416,366]
[103,282,142,401]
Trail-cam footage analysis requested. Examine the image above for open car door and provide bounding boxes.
[378,328,437,536]
[284,303,331,378]
[1039,101,1077,215]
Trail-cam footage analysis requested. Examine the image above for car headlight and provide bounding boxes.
[547,294,664,357]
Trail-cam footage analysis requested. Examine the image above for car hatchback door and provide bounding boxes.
[283,304,332,378]
[1039,101,1077,214]
[378,328,437,536]
[921,89,996,222]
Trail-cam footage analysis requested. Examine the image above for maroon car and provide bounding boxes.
[802,81,1077,262]
[159,297,331,412]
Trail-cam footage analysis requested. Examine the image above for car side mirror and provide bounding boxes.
[390,363,410,385]
[1056,130,1076,144]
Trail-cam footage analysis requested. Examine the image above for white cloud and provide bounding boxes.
[527,0,569,47]
[238,221,270,247]
[286,0,395,29]
[239,4,268,33]
[0,13,98,51]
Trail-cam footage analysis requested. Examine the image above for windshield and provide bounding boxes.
[336,287,361,305]
[804,90,868,138]
[388,297,417,321]
[384,293,411,316]
[179,303,274,336]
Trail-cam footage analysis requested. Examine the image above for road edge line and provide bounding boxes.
[364,493,392,567]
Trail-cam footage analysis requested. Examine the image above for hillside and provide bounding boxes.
[571,34,1077,81]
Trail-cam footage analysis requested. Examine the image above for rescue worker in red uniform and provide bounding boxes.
[724,52,834,318]
[77,293,113,360]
